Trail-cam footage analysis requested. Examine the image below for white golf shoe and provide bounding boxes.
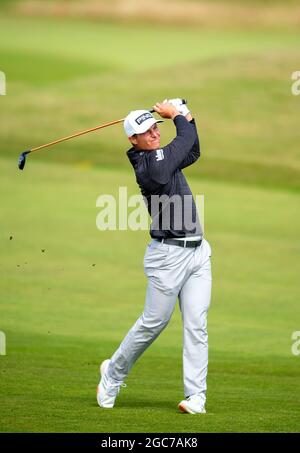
[178,395,206,414]
[96,359,126,408]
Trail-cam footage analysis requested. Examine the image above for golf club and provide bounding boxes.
[18,99,187,170]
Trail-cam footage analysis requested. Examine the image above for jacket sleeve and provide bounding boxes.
[147,115,196,185]
[178,119,200,170]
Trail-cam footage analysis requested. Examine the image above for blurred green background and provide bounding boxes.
[0,0,299,433]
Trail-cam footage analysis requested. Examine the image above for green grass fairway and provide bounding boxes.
[0,158,299,432]
[0,9,300,432]
[1,14,300,190]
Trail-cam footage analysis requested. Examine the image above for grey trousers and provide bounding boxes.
[108,238,212,402]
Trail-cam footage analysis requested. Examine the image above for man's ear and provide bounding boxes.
[129,136,138,146]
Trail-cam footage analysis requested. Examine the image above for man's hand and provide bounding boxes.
[163,98,192,121]
[153,102,181,120]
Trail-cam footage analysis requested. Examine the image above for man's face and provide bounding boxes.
[129,124,161,151]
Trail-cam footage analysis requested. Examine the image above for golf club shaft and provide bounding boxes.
[29,118,124,153]
[27,99,187,154]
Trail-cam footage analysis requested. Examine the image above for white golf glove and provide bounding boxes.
[163,98,190,116]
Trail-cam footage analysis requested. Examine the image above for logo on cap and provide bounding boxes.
[135,112,152,125]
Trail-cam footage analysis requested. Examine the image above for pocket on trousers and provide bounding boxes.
[143,241,170,270]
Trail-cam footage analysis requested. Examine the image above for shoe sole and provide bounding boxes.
[100,359,110,377]
[178,402,206,414]
[178,402,196,414]
[97,359,111,407]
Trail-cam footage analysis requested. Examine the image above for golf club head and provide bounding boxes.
[18,150,31,170]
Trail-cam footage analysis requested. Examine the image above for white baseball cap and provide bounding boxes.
[124,109,163,137]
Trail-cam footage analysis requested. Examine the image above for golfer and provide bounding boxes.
[97,99,212,414]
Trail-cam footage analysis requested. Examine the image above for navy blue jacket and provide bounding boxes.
[126,115,202,239]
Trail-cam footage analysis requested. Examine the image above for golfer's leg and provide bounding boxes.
[179,244,212,403]
[108,277,178,382]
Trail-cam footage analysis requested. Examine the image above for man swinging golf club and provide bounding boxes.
[97,99,212,414]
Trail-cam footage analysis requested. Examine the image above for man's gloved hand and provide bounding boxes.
[163,98,190,117]
[153,102,180,120]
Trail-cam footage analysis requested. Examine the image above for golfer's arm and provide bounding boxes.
[178,119,200,170]
[148,116,197,185]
